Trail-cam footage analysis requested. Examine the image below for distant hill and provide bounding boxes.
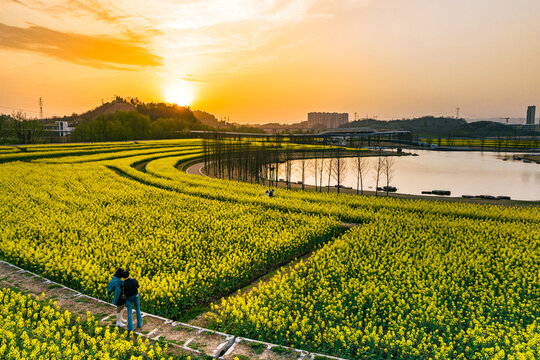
[193,110,229,129]
[344,116,537,137]
[41,97,263,137]
[45,100,136,126]
[192,110,263,133]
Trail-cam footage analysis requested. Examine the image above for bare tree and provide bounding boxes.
[298,149,309,191]
[313,158,318,191]
[304,158,314,192]
[318,147,326,193]
[354,152,369,195]
[373,156,383,197]
[331,151,348,194]
[382,156,395,196]
[319,157,325,193]
[326,158,333,193]
[285,159,293,190]
[12,111,43,144]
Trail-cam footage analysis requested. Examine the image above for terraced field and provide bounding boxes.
[0,287,175,360]
[0,140,538,359]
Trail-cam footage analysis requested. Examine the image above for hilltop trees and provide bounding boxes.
[72,109,217,142]
[72,111,152,142]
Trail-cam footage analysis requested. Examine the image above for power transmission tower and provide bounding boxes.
[39,97,43,119]
[456,107,461,119]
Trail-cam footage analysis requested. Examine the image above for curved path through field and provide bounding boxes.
[186,161,206,176]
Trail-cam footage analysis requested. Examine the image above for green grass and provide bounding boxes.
[271,346,292,355]
[248,342,266,354]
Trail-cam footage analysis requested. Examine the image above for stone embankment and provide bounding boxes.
[0,260,346,360]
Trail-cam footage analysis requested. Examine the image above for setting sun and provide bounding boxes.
[163,82,195,106]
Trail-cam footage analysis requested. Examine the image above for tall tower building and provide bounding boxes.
[526,105,536,125]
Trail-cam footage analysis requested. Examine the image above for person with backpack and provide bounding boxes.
[122,270,143,331]
[106,268,126,327]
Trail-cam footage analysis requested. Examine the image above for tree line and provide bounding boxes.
[202,138,396,196]
[71,111,213,142]
[0,97,264,144]
[0,112,43,144]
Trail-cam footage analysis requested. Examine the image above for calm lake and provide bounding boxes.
[286,150,540,201]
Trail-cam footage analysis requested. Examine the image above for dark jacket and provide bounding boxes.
[124,278,139,298]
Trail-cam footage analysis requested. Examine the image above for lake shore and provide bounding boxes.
[186,161,539,207]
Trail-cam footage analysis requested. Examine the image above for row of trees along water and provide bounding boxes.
[202,138,397,196]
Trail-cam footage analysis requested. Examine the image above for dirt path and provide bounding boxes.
[189,222,359,329]
[0,260,345,360]
[186,161,205,175]
[0,260,233,359]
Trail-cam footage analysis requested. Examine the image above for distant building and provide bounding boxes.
[526,106,536,125]
[509,123,540,132]
[307,112,349,129]
[44,121,73,137]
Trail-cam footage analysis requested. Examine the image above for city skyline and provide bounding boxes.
[1,0,540,124]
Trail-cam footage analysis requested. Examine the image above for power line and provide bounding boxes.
[0,104,58,117]
[39,97,43,119]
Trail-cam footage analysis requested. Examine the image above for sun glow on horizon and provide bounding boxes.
[163,81,196,107]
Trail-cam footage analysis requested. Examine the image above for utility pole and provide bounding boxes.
[456,107,461,119]
[39,97,43,119]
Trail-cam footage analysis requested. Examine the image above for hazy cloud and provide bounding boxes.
[7,0,125,24]
[0,23,162,69]
[180,75,207,83]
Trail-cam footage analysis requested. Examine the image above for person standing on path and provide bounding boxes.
[106,268,126,327]
[123,270,143,331]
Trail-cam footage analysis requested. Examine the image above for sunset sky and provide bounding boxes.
[1,0,539,124]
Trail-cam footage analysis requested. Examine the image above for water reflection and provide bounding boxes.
[284,150,540,201]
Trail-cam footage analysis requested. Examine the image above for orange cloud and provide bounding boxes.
[0,23,162,69]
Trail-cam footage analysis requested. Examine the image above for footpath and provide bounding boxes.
[0,260,346,360]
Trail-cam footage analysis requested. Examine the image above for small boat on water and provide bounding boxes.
[432,190,451,196]
[476,195,497,200]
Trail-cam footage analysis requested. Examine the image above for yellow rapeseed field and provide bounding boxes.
[0,139,538,359]
[212,216,540,359]
[0,287,172,360]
